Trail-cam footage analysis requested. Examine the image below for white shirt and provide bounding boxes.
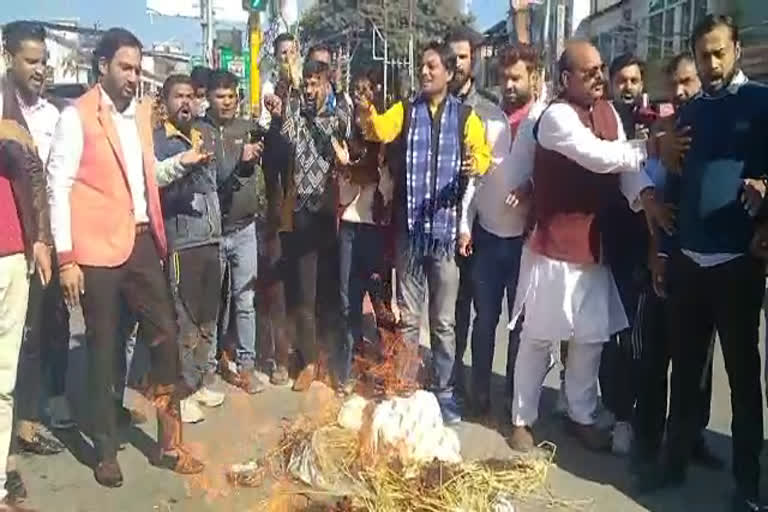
[458,99,513,236]
[536,102,651,202]
[47,86,149,255]
[462,101,545,238]
[0,81,60,163]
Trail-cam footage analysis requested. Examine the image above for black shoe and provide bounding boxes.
[692,438,725,471]
[4,471,26,503]
[633,462,686,494]
[731,493,768,512]
[94,459,123,488]
[17,433,64,456]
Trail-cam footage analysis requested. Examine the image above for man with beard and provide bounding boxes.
[263,60,351,392]
[631,51,722,479]
[152,75,224,423]
[357,42,491,424]
[639,16,768,512]
[507,40,662,453]
[445,26,522,417]
[0,21,70,478]
[47,28,204,487]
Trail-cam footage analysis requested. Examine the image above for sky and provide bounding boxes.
[0,0,507,56]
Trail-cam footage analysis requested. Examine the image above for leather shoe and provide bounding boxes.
[238,370,265,395]
[152,448,204,475]
[17,432,64,456]
[292,363,317,392]
[4,471,26,504]
[566,420,611,452]
[692,437,725,471]
[94,459,123,488]
[509,425,535,452]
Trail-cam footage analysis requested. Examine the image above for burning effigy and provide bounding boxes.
[226,322,566,512]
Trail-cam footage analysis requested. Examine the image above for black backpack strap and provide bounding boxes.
[458,103,473,161]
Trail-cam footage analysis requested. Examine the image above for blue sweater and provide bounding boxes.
[661,76,768,255]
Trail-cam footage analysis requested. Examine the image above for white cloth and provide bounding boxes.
[0,253,30,500]
[47,86,149,255]
[511,246,628,344]
[512,333,602,426]
[463,101,545,238]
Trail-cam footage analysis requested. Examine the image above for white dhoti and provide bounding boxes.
[509,245,628,426]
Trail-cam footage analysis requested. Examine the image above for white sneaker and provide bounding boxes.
[612,421,633,456]
[554,384,568,416]
[181,398,205,424]
[192,386,225,408]
[48,395,76,429]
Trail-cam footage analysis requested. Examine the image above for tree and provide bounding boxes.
[298,0,473,76]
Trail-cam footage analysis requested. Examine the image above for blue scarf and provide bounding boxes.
[405,94,462,260]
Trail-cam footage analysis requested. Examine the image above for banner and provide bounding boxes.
[146,0,249,23]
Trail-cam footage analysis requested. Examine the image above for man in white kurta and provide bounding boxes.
[508,41,656,452]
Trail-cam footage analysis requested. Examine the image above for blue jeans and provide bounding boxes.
[336,221,384,384]
[220,222,258,370]
[395,232,460,397]
[469,224,523,401]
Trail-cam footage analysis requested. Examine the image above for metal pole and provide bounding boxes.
[249,12,262,116]
[409,0,414,93]
[201,0,214,66]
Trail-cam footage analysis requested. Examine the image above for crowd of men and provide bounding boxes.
[0,11,767,512]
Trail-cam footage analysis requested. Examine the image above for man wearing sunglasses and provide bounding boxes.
[508,40,674,453]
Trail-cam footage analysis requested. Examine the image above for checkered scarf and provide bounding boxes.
[405,95,462,260]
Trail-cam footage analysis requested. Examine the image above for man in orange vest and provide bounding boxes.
[47,28,204,488]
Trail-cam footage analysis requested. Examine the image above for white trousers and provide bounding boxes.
[0,254,29,500]
[512,334,604,427]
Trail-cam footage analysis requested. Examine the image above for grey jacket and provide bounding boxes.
[196,115,267,233]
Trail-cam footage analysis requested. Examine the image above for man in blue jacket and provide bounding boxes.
[640,16,768,512]
[153,74,224,424]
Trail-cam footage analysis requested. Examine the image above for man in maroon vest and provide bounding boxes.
[508,41,661,452]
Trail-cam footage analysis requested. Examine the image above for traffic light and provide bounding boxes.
[243,0,267,11]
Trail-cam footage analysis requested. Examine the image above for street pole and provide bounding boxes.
[408,0,414,93]
[201,0,215,66]
[249,11,262,116]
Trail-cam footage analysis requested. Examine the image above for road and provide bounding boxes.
[16,304,768,512]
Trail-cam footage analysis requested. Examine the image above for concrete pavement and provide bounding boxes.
[15,306,768,511]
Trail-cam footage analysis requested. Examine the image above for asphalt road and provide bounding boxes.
[15,302,768,512]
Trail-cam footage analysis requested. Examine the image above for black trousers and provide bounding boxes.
[665,254,764,497]
[256,232,290,369]
[16,263,70,422]
[633,289,713,456]
[280,211,339,365]
[80,232,180,461]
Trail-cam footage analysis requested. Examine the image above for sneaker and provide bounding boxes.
[180,398,205,424]
[48,396,75,430]
[191,386,225,408]
[612,421,634,456]
[271,365,290,386]
[437,395,462,426]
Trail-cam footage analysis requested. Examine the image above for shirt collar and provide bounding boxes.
[15,91,49,115]
[163,121,195,145]
[700,70,748,99]
[99,85,136,118]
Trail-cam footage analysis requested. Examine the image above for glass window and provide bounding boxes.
[681,0,692,35]
[650,0,664,13]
